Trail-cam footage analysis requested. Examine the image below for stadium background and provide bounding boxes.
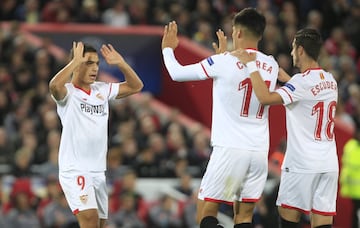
[0,0,359,227]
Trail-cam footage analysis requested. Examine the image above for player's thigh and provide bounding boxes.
[276,172,314,213]
[92,172,108,219]
[312,172,338,215]
[198,147,252,203]
[311,213,333,228]
[278,206,302,222]
[196,198,205,224]
[239,151,268,201]
[59,171,98,213]
[76,208,99,228]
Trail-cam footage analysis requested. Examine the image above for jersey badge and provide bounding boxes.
[79,194,88,204]
[284,83,295,92]
[206,57,214,66]
[320,72,325,80]
[96,93,104,100]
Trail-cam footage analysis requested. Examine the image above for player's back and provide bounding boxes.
[282,68,338,172]
[208,50,279,151]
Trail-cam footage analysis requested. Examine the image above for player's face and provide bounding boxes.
[290,39,299,68]
[79,52,99,84]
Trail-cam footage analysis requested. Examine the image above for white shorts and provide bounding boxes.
[276,171,338,215]
[59,170,108,219]
[198,146,268,204]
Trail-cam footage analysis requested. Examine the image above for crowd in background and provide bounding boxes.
[0,0,359,227]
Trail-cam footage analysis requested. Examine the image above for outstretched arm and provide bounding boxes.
[231,49,283,105]
[162,21,205,82]
[49,42,86,100]
[101,44,143,99]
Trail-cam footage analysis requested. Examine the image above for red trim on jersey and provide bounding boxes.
[281,204,309,214]
[74,84,91,95]
[73,209,79,215]
[200,62,211,78]
[245,48,258,51]
[242,198,259,203]
[311,208,336,216]
[279,87,293,103]
[302,67,322,76]
[204,197,233,206]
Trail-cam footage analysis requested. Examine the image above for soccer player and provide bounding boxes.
[162,8,279,228]
[233,28,338,228]
[49,42,143,228]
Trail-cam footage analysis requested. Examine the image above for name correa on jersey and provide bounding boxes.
[80,103,105,115]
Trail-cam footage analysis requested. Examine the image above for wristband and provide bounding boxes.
[246,61,258,74]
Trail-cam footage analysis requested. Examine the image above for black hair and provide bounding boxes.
[294,28,322,61]
[70,43,97,59]
[233,7,266,38]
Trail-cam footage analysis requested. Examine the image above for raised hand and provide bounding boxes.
[162,21,179,50]
[212,29,227,54]
[100,44,125,66]
[72,42,87,64]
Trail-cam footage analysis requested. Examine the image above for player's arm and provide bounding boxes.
[49,42,86,100]
[100,44,143,99]
[232,49,283,105]
[162,21,204,82]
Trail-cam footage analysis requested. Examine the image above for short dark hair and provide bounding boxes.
[70,43,97,59]
[233,8,266,38]
[294,28,322,61]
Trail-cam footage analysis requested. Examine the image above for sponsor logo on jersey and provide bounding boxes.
[80,103,105,115]
[320,72,325,80]
[79,194,88,204]
[206,57,214,66]
[284,83,295,92]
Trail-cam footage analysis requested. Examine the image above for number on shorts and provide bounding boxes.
[77,175,85,190]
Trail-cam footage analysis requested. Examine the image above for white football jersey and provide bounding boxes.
[53,82,119,172]
[276,68,338,173]
[163,48,279,151]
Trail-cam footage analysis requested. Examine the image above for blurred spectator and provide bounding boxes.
[14,0,40,24]
[182,190,198,228]
[0,126,15,164]
[148,194,182,228]
[174,172,194,197]
[77,0,101,23]
[42,185,77,228]
[110,192,145,228]
[102,0,130,27]
[4,178,39,227]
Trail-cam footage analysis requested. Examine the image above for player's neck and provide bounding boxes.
[71,77,91,92]
[299,59,319,73]
[236,40,258,50]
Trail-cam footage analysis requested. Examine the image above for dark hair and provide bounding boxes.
[70,43,97,59]
[294,28,322,61]
[233,8,266,38]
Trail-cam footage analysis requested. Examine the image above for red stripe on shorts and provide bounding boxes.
[311,208,336,216]
[281,204,309,214]
[204,197,233,206]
